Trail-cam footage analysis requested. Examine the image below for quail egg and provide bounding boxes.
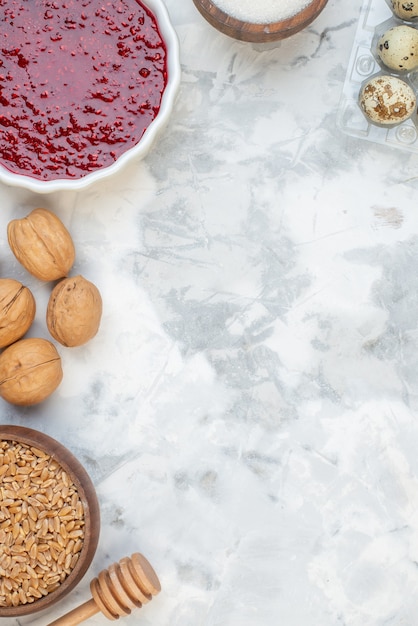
[377,24,418,71]
[390,1,418,20]
[359,74,417,125]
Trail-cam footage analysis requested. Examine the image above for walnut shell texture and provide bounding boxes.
[7,208,75,281]
[0,338,63,406]
[47,275,102,347]
[0,279,36,348]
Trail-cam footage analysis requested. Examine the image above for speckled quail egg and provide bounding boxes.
[377,24,418,71]
[390,1,418,20]
[359,74,417,125]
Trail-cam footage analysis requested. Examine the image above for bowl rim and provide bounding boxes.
[0,0,181,194]
[0,424,100,617]
[192,0,329,42]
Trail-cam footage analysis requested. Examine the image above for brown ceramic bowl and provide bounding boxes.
[0,425,100,617]
[192,0,329,42]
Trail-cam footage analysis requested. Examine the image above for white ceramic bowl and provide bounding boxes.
[0,0,180,194]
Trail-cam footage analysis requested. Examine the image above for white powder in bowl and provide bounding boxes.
[212,0,314,23]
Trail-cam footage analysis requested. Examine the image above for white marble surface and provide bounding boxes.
[4,0,418,624]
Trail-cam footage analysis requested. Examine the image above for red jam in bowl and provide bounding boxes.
[0,0,168,181]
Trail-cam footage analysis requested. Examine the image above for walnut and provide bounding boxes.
[0,278,36,348]
[7,208,75,281]
[0,338,63,406]
[46,275,102,347]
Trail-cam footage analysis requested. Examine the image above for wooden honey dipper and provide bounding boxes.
[47,553,161,625]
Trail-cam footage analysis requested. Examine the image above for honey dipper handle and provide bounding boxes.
[46,598,99,626]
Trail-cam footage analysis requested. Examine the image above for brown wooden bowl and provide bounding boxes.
[192,0,329,42]
[0,425,100,617]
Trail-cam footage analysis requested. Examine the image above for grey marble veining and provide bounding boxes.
[5,0,418,624]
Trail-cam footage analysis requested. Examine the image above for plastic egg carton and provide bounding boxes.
[337,0,418,152]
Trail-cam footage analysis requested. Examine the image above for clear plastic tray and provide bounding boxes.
[337,0,418,152]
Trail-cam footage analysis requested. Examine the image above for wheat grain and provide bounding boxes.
[0,440,85,607]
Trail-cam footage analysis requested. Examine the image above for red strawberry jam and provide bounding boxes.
[0,0,168,180]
